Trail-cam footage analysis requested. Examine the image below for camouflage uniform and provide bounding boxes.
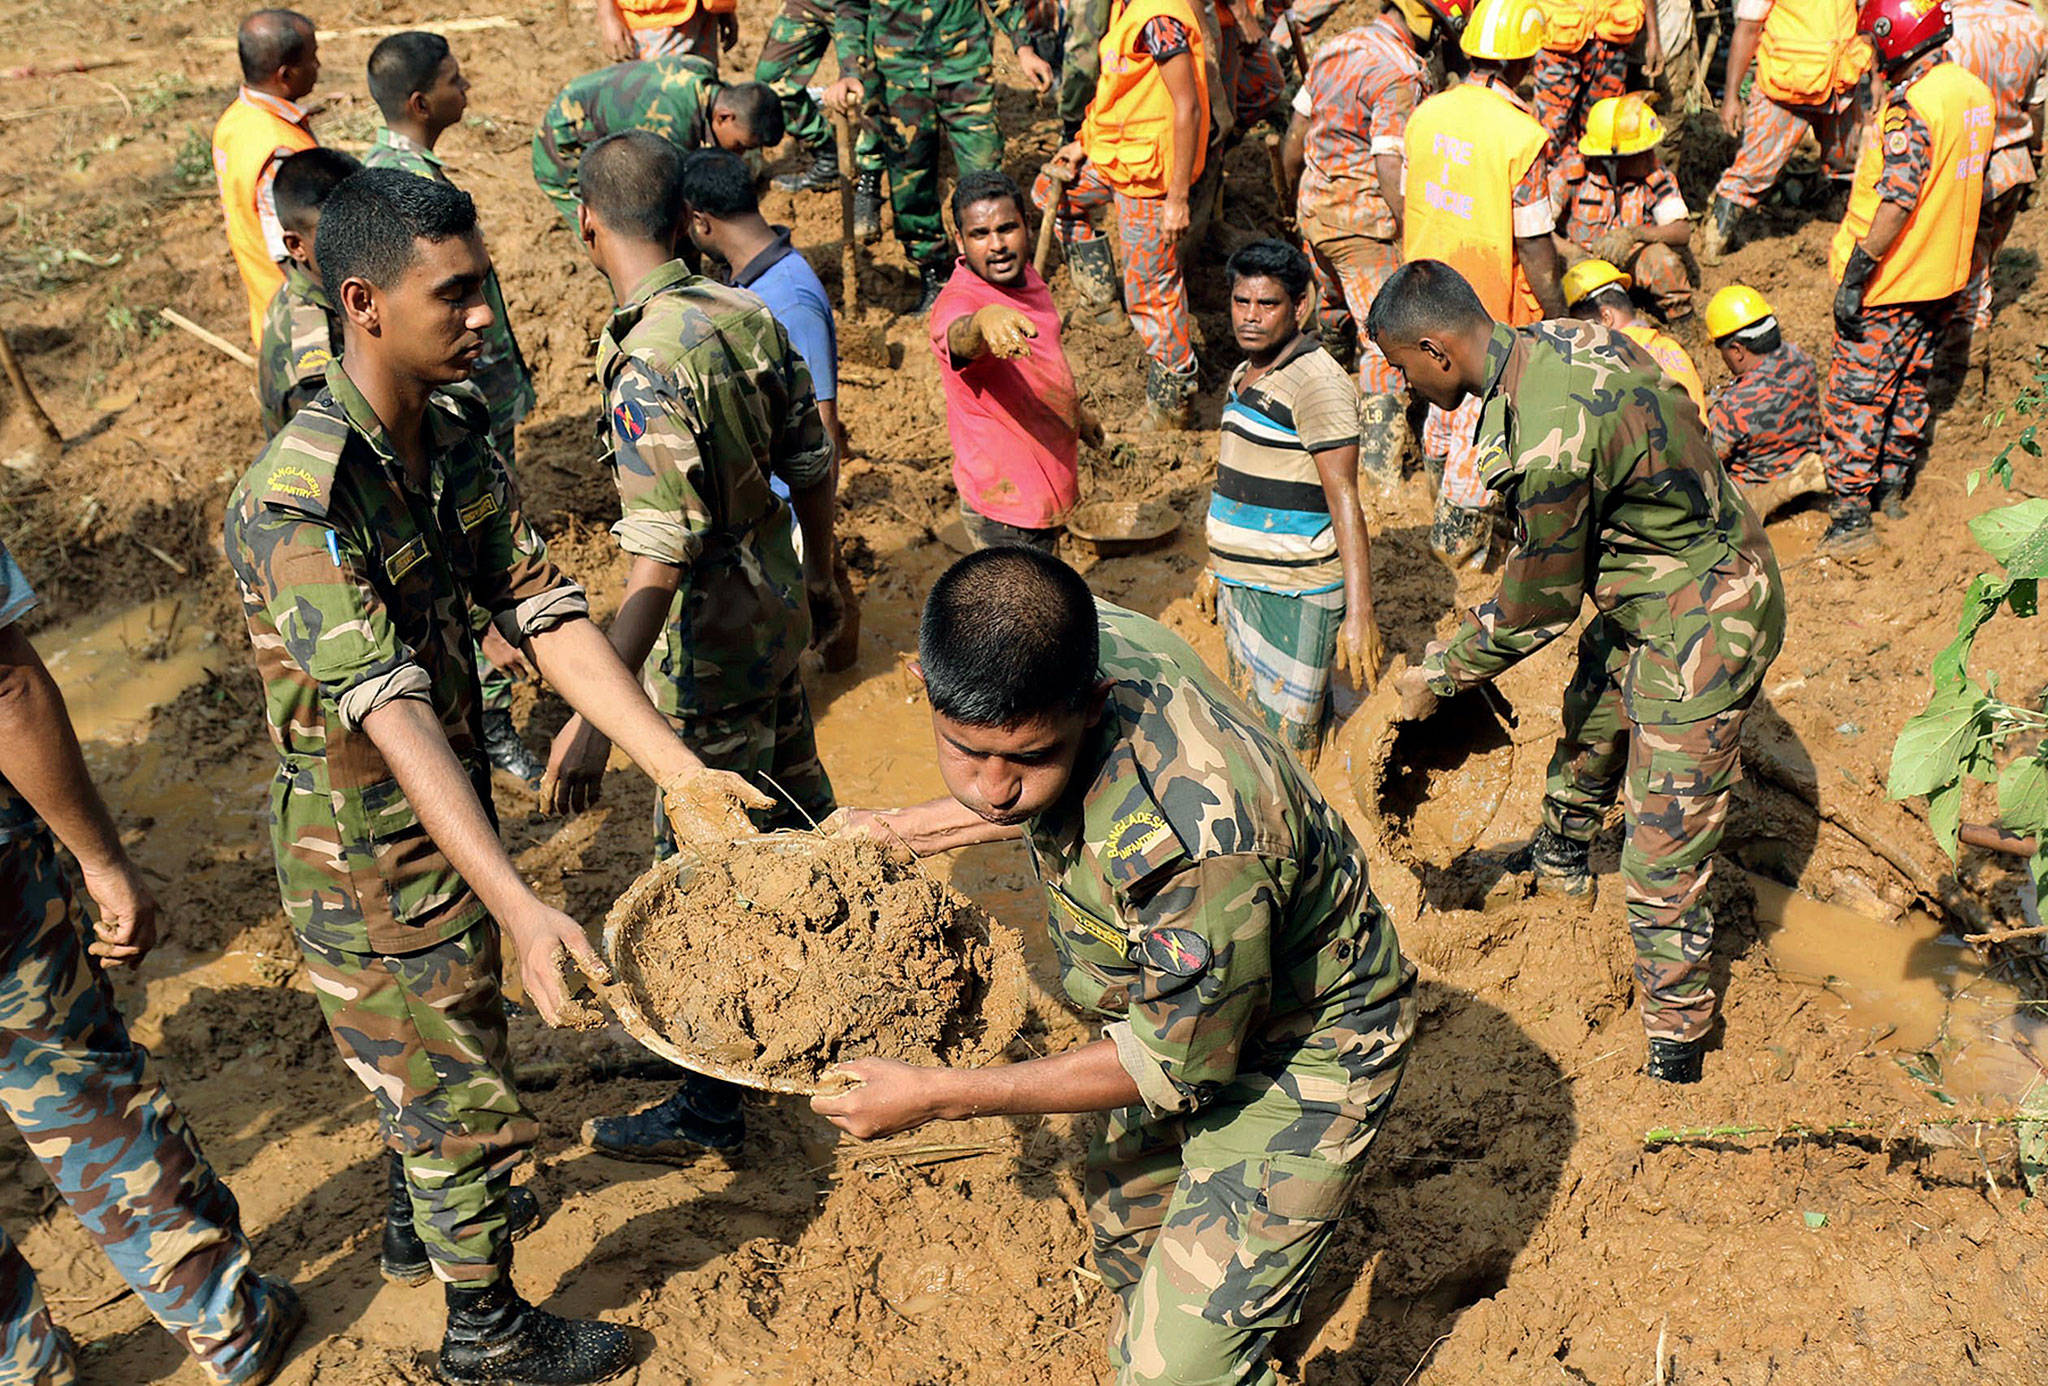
[0,544,294,1385]
[831,0,1037,265]
[1552,147,1696,321]
[256,261,339,440]
[361,128,536,464]
[1707,341,1821,484]
[1417,321,1785,1041]
[1532,39,1629,143]
[223,363,590,1286]
[755,0,884,170]
[1947,0,2048,333]
[596,261,837,852]
[1026,603,1415,1385]
[533,56,723,236]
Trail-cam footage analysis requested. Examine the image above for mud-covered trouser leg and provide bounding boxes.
[652,669,838,860]
[0,1220,73,1385]
[1712,88,1820,207]
[1821,299,1945,503]
[1303,228,1403,393]
[756,0,835,151]
[0,830,278,1383]
[300,921,536,1288]
[1626,242,1696,321]
[1963,182,2024,335]
[1087,971,1417,1386]
[1040,161,1193,375]
[1540,622,1631,845]
[882,73,1001,264]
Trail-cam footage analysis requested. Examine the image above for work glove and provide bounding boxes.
[1834,246,1876,342]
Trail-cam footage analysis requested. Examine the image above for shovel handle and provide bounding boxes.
[1033,165,1072,280]
[831,109,861,316]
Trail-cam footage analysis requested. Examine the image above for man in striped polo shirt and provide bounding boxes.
[1200,239,1383,764]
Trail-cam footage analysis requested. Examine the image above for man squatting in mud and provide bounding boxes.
[1373,260,1785,1086]
[817,546,1416,1386]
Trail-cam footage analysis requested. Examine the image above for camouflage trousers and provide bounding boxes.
[630,9,722,59]
[1220,32,1286,130]
[1422,392,1489,510]
[755,0,884,165]
[874,68,1003,265]
[1711,85,1861,209]
[300,921,536,1287]
[1087,973,1416,1385]
[1301,225,1402,394]
[1532,40,1628,142]
[1822,299,1947,504]
[653,669,836,859]
[1,830,290,1384]
[1621,242,1694,323]
[1541,621,1755,1042]
[1037,164,1198,376]
[1059,0,1114,130]
[1963,181,2026,335]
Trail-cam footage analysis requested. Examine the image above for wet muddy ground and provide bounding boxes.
[4,0,2048,1381]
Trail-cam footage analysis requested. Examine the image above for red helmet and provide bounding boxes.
[1858,0,1951,70]
[1423,0,1477,35]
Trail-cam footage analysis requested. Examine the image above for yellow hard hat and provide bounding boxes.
[1461,0,1546,60]
[1388,0,1437,40]
[1705,284,1775,341]
[1580,93,1664,157]
[1562,258,1631,309]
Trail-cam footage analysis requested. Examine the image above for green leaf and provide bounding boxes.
[2006,521,2048,581]
[1969,499,2048,567]
[2013,580,2040,619]
[1802,1210,1828,1229]
[1888,689,1988,799]
[1968,470,1982,496]
[1929,780,1963,860]
[1999,758,2048,838]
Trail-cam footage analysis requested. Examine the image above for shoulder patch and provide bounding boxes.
[1885,129,1909,155]
[1107,806,1176,862]
[613,398,646,441]
[1140,926,1211,978]
[292,346,332,376]
[457,491,500,532]
[267,463,321,500]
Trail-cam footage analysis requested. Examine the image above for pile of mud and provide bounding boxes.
[608,837,1026,1089]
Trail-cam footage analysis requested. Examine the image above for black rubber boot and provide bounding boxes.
[1130,359,1197,432]
[438,1281,633,1386]
[771,139,839,194]
[852,170,883,242]
[383,1152,542,1286]
[1698,196,1742,266]
[1646,1035,1707,1085]
[1818,498,1877,553]
[1064,235,1131,334]
[481,709,543,790]
[916,256,951,313]
[580,1073,744,1165]
[1519,825,1594,900]
[1356,392,1406,493]
[1428,495,1494,567]
[1870,477,1908,520]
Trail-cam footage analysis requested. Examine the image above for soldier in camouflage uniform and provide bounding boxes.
[755,0,886,195]
[223,168,769,1385]
[1371,260,1784,1085]
[822,0,1056,307]
[815,548,1416,1386]
[542,132,841,1165]
[0,538,303,1386]
[257,147,359,439]
[532,56,786,236]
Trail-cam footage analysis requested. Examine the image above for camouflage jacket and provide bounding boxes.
[832,0,1035,82]
[257,261,340,440]
[1024,603,1412,1120]
[597,260,832,719]
[223,361,587,956]
[532,57,721,235]
[1707,341,1821,484]
[1420,321,1785,725]
[362,128,536,440]
[0,538,41,845]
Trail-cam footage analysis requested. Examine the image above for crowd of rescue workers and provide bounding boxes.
[0,0,2037,1380]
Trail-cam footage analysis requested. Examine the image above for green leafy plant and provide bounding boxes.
[1887,366,2048,890]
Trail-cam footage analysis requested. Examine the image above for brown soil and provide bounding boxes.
[618,837,1023,1085]
[5,0,2048,1382]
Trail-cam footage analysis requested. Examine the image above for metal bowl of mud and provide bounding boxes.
[1065,498,1181,557]
[599,834,1028,1097]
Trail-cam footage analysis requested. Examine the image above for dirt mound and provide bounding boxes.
[609,837,1027,1089]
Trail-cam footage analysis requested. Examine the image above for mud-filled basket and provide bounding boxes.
[1346,671,1520,874]
[600,834,1028,1096]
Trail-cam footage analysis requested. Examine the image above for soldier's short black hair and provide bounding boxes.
[237,9,315,84]
[582,131,688,242]
[274,148,364,235]
[1366,259,1491,346]
[316,167,479,292]
[679,147,759,220]
[920,548,1100,727]
[367,31,453,122]
[1226,239,1312,304]
[710,82,786,148]
[950,169,1028,229]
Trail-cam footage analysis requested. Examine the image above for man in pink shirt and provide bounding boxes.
[929,171,1102,551]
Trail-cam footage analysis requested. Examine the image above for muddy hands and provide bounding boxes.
[660,767,775,843]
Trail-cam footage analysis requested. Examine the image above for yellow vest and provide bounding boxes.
[1829,62,1993,306]
[1595,0,1645,44]
[1081,0,1211,198]
[1621,324,1705,414]
[1539,0,1600,51]
[212,90,317,344]
[1756,0,1869,106]
[1403,79,1549,324]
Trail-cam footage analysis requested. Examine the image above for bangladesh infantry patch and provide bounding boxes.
[1141,926,1210,977]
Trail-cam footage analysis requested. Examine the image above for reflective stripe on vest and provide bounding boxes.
[212,95,317,344]
[1756,0,1869,106]
[1402,80,1548,324]
[1830,63,1994,306]
[1080,0,1212,198]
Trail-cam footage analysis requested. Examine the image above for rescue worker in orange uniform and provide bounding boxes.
[596,0,739,62]
[1946,0,2048,353]
[1553,93,1698,331]
[1532,0,1660,142]
[212,8,320,345]
[1399,0,1565,563]
[1562,259,1706,414]
[1819,0,1993,550]
[1703,0,1870,262]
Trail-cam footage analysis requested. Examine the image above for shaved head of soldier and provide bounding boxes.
[1366,259,1497,411]
[238,9,320,99]
[273,147,363,278]
[916,548,1111,827]
[707,82,787,153]
[578,130,688,285]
